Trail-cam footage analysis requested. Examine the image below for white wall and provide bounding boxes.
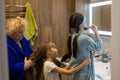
[111,0,120,80]
[0,0,9,80]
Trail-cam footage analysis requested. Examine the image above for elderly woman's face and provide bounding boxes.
[11,27,25,41]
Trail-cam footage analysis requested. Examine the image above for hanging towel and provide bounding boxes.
[24,2,38,46]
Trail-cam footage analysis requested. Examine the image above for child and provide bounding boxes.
[30,42,91,80]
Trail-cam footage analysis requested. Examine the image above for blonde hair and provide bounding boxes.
[6,17,27,34]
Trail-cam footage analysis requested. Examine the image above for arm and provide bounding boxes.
[86,25,102,52]
[22,37,33,57]
[52,57,91,75]
[22,37,35,70]
[63,65,69,69]
[8,45,34,76]
[87,38,102,52]
[8,47,25,77]
[90,25,99,40]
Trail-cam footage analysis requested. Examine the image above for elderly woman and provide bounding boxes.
[6,17,34,80]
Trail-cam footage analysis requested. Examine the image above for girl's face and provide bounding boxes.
[48,47,58,59]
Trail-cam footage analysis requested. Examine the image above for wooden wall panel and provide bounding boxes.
[75,0,89,26]
[92,5,111,31]
[101,5,111,31]
[92,6,102,30]
[5,0,75,57]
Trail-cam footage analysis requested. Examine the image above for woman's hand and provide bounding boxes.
[24,57,35,70]
[90,24,98,33]
[90,24,99,39]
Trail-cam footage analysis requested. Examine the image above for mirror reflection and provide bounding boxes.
[92,4,111,31]
[89,1,112,35]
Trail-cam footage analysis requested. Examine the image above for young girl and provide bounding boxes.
[67,13,102,80]
[30,42,91,80]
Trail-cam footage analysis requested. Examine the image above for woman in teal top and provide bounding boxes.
[68,13,102,80]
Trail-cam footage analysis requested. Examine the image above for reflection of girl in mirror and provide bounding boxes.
[67,13,103,80]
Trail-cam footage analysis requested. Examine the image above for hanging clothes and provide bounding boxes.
[24,2,38,46]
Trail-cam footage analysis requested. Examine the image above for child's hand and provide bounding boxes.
[83,57,91,66]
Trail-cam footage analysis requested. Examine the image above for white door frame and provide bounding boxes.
[0,0,9,80]
[111,0,120,80]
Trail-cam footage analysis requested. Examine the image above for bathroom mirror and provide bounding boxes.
[89,1,112,36]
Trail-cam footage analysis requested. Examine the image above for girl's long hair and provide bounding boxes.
[30,42,55,80]
[68,13,84,58]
